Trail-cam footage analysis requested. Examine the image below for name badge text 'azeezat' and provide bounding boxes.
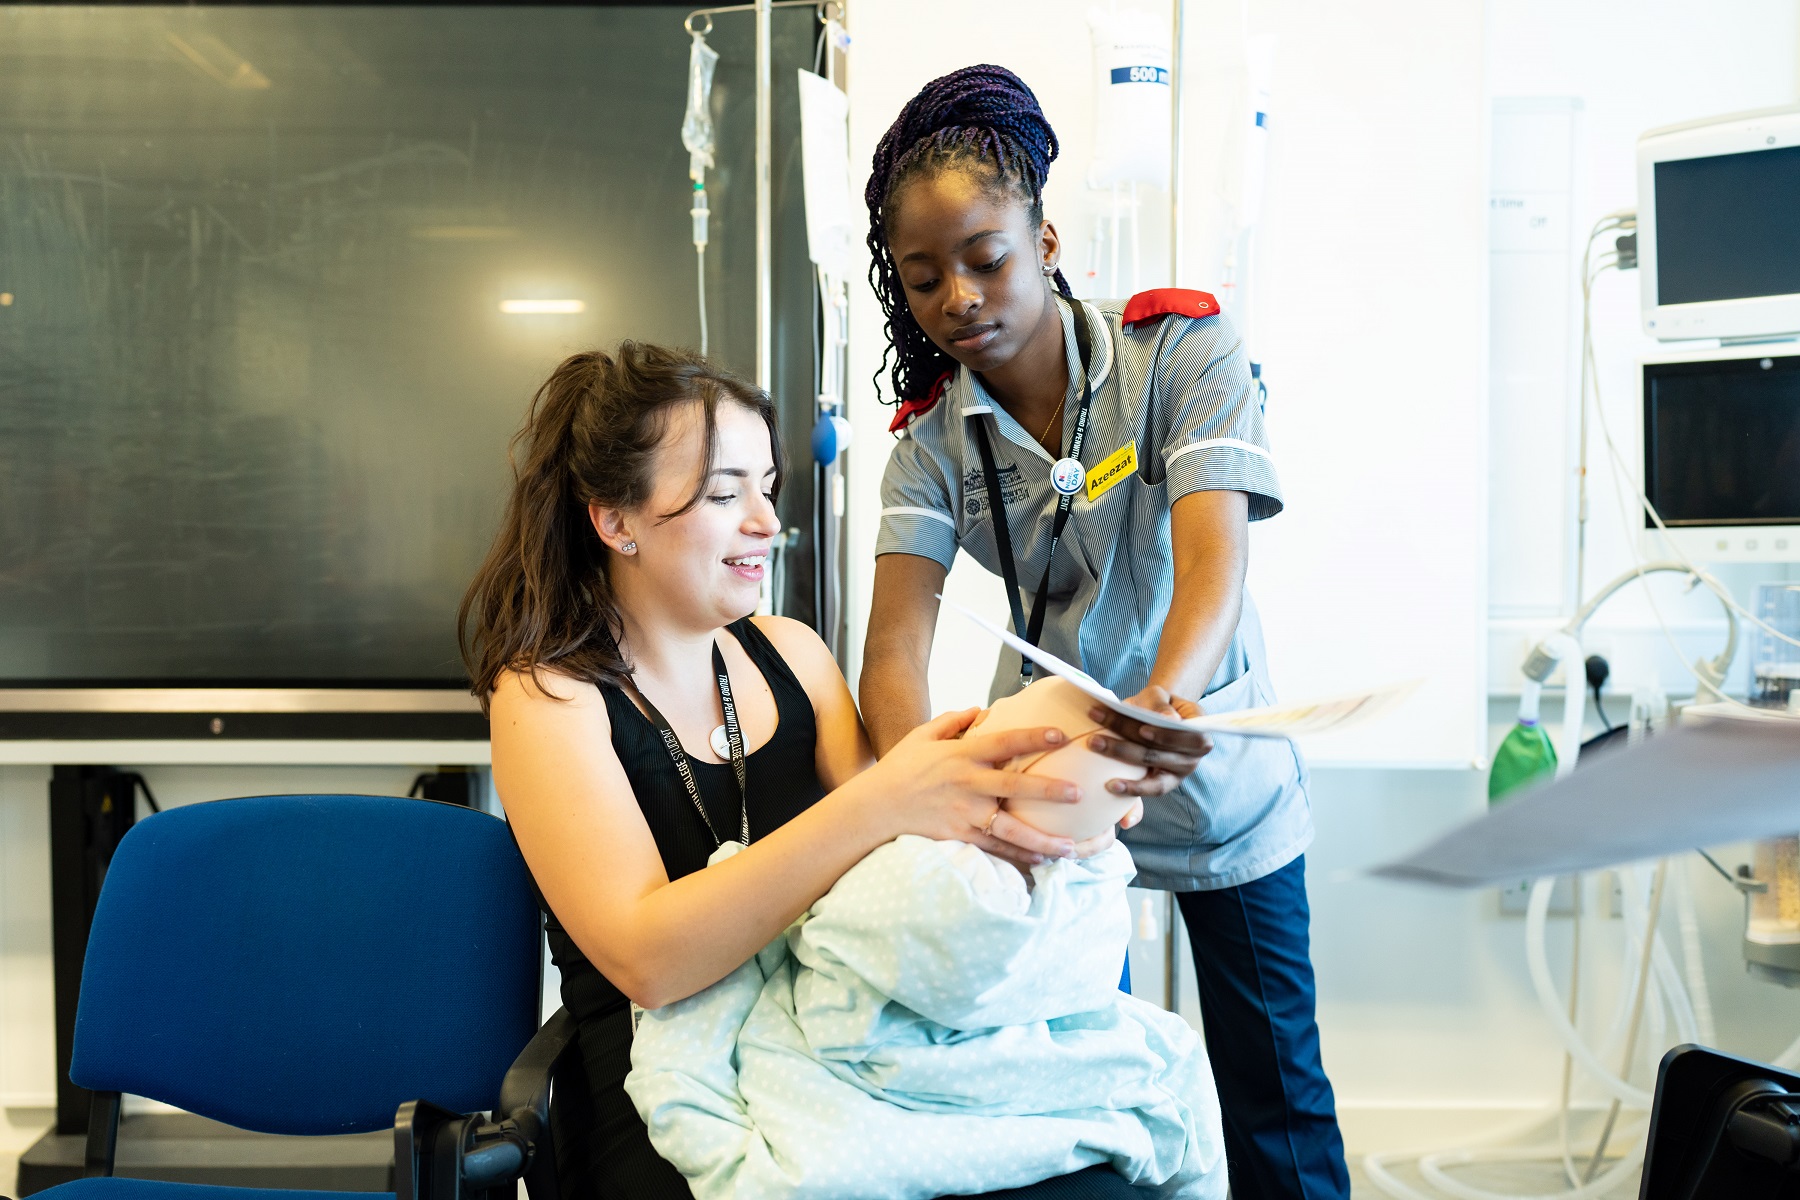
[1084,440,1138,503]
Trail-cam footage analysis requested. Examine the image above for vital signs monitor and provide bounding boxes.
[1641,345,1800,562]
[1637,105,1800,343]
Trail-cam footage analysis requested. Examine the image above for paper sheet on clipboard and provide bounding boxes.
[946,600,1420,740]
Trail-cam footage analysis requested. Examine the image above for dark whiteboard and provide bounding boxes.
[0,6,815,685]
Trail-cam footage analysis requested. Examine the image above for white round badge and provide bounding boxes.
[1050,457,1086,497]
[708,724,732,759]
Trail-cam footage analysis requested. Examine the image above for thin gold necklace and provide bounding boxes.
[1037,394,1066,451]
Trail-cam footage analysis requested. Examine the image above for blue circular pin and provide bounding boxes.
[1050,457,1085,496]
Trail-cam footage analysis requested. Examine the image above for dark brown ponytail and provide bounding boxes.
[458,342,779,708]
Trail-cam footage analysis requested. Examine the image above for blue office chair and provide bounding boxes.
[25,794,574,1200]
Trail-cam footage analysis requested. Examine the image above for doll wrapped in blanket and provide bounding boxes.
[625,679,1227,1200]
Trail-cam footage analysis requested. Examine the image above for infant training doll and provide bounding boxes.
[970,677,1149,841]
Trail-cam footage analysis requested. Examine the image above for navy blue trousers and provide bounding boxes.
[1175,855,1350,1200]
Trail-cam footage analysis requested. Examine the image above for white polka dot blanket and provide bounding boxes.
[624,836,1226,1200]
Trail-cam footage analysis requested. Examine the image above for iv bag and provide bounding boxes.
[682,33,719,182]
[797,70,857,281]
[1086,6,1171,189]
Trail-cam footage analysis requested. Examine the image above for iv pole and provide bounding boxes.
[685,0,824,392]
[684,0,829,617]
[755,0,772,392]
[1170,0,1185,291]
[1163,0,1185,1015]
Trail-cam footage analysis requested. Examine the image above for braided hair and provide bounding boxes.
[865,64,1072,407]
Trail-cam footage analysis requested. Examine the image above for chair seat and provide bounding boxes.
[36,1178,392,1200]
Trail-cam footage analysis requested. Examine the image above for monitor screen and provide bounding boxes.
[1644,355,1800,526]
[0,6,816,687]
[1653,144,1800,306]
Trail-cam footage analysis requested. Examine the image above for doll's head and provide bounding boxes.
[968,677,1146,841]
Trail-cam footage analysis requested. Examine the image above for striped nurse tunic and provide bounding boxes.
[873,291,1310,892]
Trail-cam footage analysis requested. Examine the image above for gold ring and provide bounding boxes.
[981,809,1000,837]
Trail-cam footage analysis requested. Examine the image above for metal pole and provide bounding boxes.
[1169,0,1185,289]
[1164,0,1185,1014]
[755,0,773,391]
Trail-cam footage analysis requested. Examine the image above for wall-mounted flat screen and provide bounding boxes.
[0,5,818,689]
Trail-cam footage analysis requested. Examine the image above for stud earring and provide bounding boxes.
[620,541,637,553]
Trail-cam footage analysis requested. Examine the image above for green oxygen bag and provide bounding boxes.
[1488,718,1558,805]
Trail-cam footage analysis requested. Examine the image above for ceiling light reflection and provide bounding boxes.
[413,226,519,241]
[499,299,585,315]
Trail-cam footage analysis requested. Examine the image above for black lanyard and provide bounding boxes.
[972,298,1096,688]
[634,642,750,849]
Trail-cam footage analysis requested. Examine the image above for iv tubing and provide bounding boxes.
[695,246,709,356]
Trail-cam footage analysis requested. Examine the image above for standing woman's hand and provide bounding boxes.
[1086,687,1214,798]
[861,707,1084,867]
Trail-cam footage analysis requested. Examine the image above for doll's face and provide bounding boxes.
[970,678,1146,841]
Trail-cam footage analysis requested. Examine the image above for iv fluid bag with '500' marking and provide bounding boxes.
[1086,6,1171,189]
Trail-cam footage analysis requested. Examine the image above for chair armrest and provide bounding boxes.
[496,1007,578,1200]
[394,1009,579,1200]
[496,1006,578,1133]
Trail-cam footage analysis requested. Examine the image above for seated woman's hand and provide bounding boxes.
[870,708,1082,867]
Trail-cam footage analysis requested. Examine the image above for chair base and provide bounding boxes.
[18,1115,392,1197]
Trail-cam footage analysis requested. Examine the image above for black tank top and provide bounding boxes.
[542,617,827,1023]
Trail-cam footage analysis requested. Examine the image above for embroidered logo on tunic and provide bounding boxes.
[961,463,1029,519]
[1085,440,1139,503]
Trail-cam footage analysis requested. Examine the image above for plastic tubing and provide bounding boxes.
[1419,1140,1647,1200]
[1361,871,1692,1200]
[1364,1123,1648,1200]
[1537,633,1585,779]
[1672,861,1717,1046]
[1525,877,1656,1109]
[1623,866,1699,1051]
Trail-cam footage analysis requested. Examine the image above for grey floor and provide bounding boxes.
[4,1147,1648,1199]
[1349,1155,1643,1197]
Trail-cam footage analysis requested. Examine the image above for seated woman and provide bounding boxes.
[462,342,1151,1200]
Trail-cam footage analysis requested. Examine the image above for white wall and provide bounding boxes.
[1218,0,1489,768]
[845,0,1490,767]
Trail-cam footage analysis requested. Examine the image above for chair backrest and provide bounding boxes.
[71,794,542,1136]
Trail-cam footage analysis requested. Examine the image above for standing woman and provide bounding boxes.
[858,67,1350,1200]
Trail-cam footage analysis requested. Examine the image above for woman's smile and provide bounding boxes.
[724,552,767,583]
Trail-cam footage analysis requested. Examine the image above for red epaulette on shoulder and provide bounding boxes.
[888,370,953,433]
[1121,288,1221,329]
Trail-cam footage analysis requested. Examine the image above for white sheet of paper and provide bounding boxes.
[1371,716,1800,887]
[945,600,1420,740]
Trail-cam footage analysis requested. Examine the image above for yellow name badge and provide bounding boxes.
[1085,440,1138,503]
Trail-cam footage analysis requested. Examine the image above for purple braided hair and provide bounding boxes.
[866,64,1073,407]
